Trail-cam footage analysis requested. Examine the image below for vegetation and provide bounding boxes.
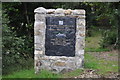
[2,2,119,77]
[3,52,118,78]
[84,53,118,75]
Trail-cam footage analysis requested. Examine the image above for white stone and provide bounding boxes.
[78,15,86,19]
[47,9,55,14]
[77,19,85,26]
[72,9,85,15]
[55,14,65,16]
[76,58,82,68]
[35,14,45,21]
[64,9,72,15]
[55,8,64,14]
[35,35,43,44]
[76,50,84,57]
[34,7,47,14]
[34,21,45,35]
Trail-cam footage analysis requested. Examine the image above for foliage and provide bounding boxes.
[100,30,118,49]
[2,7,33,75]
[2,2,119,75]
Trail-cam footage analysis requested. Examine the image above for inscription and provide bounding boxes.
[45,17,76,56]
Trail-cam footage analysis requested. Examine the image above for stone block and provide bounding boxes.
[66,61,76,69]
[34,35,44,44]
[76,50,84,57]
[77,27,85,31]
[34,7,85,73]
[54,61,66,67]
[35,14,45,21]
[41,60,51,69]
[79,33,85,37]
[35,43,44,51]
[55,8,64,14]
[77,19,85,26]
[47,9,55,14]
[34,7,47,14]
[34,21,45,35]
[60,68,73,73]
[77,15,86,19]
[72,9,85,15]
[64,9,72,15]
[75,58,82,68]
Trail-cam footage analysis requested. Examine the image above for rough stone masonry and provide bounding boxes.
[34,7,85,74]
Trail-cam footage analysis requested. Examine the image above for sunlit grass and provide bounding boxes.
[84,53,118,75]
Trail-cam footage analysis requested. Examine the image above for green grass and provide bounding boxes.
[61,69,83,78]
[85,48,110,52]
[3,69,60,78]
[108,53,117,56]
[3,69,83,78]
[85,36,101,49]
[84,53,118,75]
[3,53,118,78]
[85,29,110,52]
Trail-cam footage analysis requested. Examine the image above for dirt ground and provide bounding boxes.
[88,50,118,61]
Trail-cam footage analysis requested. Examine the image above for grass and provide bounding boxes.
[85,29,110,52]
[3,69,60,78]
[85,48,110,52]
[108,53,117,56]
[3,52,118,78]
[84,53,118,75]
[61,69,83,78]
[3,68,83,78]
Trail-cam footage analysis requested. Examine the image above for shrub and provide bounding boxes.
[2,11,34,75]
[100,29,118,49]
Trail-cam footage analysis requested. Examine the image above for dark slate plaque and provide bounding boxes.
[45,16,76,57]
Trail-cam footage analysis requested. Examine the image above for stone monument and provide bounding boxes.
[34,7,85,73]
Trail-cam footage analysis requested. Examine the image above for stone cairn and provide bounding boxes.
[34,7,85,74]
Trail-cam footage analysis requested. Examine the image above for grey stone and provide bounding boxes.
[72,9,85,15]
[34,21,45,35]
[75,58,82,68]
[64,9,72,15]
[76,50,84,57]
[34,7,85,74]
[53,61,66,67]
[77,19,85,26]
[66,61,76,69]
[60,68,73,73]
[34,7,47,14]
[55,13,65,16]
[78,15,86,19]
[47,9,55,14]
[55,8,64,14]
[41,60,51,70]
[35,14,45,21]
[35,44,44,51]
